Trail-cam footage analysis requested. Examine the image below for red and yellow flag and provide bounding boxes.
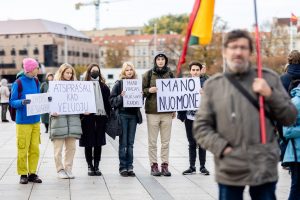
[176,0,215,77]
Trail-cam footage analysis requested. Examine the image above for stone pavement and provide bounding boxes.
[0,112,291,200]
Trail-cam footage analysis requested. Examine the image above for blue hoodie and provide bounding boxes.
[10,75,40,124]
[283,87,300,163]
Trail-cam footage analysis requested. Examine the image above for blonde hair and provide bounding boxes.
[119,62,137,79]
[54,63,77,81]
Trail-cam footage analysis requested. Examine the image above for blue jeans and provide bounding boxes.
[289,163,300,200]
[119,114,137,171]
[218,181,277,200]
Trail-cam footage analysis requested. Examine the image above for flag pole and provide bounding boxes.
[290,20,293,51]
[176,0,201,77]
[253,0,267,144]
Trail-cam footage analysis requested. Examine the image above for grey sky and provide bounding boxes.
[0,0,299,31]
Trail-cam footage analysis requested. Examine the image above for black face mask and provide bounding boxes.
[91,71,100,79]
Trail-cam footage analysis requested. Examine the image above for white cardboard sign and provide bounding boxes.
[156,78,201,112]
[123,79,143,107]
[48,81,96,114]
[26,93,50,116]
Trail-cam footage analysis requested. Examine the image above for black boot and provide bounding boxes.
[94,146,102,176]
[94,160,102,176]
[88,164,95,176]
[85,147,94,176]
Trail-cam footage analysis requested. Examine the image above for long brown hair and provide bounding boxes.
[84,63,105,83]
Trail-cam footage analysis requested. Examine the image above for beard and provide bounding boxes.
[225,57,250,74]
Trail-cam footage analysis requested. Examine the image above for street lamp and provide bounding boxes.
[64,26,68,63]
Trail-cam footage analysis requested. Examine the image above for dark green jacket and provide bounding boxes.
[142,68,174,114]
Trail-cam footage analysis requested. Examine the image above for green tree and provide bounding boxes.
[143,14,189,34]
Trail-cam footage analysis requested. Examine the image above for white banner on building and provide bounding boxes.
[48,81,96,114]
[156,78,201,112]
[123,79,143,107]
[26,93,50,116]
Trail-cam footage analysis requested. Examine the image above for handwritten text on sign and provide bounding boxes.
[48,81,96,114]
[26,93,50,116]
[156,78,201,112]
[123,79,143,107]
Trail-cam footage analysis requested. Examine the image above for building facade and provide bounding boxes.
[92,34,182,70]
[0,19,99,81]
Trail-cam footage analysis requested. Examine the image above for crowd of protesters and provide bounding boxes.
[2,29,299,200]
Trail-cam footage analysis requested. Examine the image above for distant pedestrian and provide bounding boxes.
[193,30,297,200]
[0,78,10,122]
[49,63,82,179]
[80,63,111,176]
[283,85,300,200]
[40,73,54,133]
[178,61,210,175]
[142,52,175,176]
[10,58,42,184]
[110,62,142,177]
[278,50,300,170]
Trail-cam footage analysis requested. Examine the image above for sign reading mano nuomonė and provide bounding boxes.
[48,81,96,115]
[156,78,201,112]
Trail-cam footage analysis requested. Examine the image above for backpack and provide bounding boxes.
[8,78,39,121]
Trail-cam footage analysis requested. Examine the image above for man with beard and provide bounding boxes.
[193,30,297,200]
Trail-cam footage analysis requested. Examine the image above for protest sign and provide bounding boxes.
[26,93,50,116]
[48,81,96,114]
[156,78,201,112]
[123,79,143,107]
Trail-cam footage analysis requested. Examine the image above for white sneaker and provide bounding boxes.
[57,170,68,179]
[65,171,75,179]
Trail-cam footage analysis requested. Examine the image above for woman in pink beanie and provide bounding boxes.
[23,58,39,73]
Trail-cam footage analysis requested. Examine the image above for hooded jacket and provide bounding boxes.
[193,66,297,186]
[283,87,300,163]
[142,52,174,114]
[280,64,300,91]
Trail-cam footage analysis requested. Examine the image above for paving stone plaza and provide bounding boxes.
[0,112,291,200]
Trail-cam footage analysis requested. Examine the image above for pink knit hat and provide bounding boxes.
[23,58,39,73]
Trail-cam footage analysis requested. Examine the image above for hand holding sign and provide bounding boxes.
[22,99,31,105]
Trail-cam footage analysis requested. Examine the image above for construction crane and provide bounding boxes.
[75,0,127,30]
[75,0,109,30]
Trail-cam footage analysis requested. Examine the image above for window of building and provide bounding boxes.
[108,74,114,79]
[19,49,28,56]
[0,50,5,56]
[33,48,39,55]
[11,48,16,56]
[143,61,146,67]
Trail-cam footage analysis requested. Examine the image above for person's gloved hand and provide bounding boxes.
[48,96,52,102]
[22,99,31,105]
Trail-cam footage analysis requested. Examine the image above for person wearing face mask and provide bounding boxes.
[109,62,142,177]
[79,63,111,176]
[142,52,175,177]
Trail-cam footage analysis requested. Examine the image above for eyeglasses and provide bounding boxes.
[226,45,249,51]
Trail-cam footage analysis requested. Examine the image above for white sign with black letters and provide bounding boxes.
[26,93,50,116]
[123,79,143,107]
[156,78,201,112]
[48,81,96,114]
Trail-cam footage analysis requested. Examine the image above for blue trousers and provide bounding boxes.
[119,114,137,171]
[218,181,277,200]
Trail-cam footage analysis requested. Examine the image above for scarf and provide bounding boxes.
[91,77,106,116]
